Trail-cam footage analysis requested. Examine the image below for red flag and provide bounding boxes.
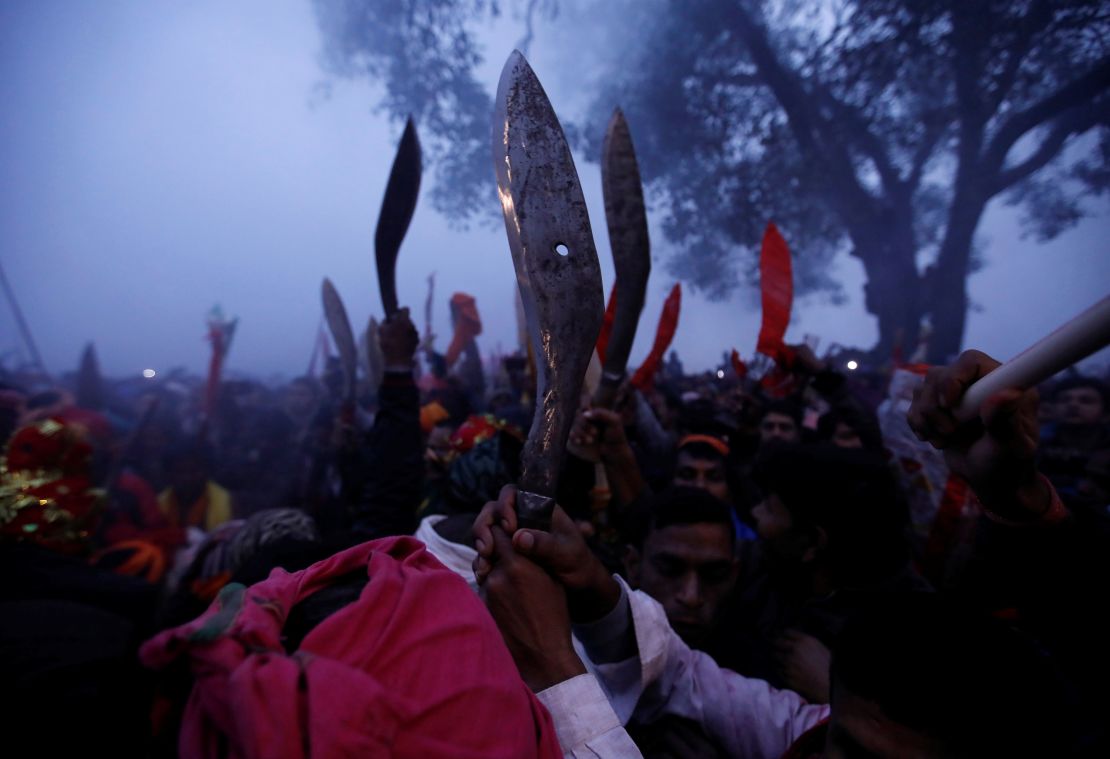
[730,349,748,379]
[756,222,794,366]
[596,283,618,364]
[445,292,482,368]
[631,284,681,391]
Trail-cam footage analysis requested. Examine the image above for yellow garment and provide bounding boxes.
[157,481,232,532]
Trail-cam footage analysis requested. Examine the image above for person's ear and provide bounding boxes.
[623,544,642,586]
[800,526,828,564]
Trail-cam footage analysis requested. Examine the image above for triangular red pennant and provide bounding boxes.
[756,222,794,366]
[631,284,682,391]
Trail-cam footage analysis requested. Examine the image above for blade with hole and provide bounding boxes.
[492,50,604,529]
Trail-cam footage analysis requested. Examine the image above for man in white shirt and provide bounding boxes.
[473,351,1073,759]
[475,495,827,758]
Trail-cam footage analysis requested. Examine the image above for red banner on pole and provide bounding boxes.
[631,284,681,391]
[756,222,794,366]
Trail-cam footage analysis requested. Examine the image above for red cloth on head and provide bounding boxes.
[1,417,102,553]
[450,414,502,453]
[449,413,522,454]
[140,536,562,759]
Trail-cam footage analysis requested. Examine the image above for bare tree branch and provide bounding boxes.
[907,118,949,190]
[983,56,1110,174]
[724,1,877,220]
[822,96,903,193]
[992,100,1110,193]
[516,0,543,54]
[985,0,1052,114]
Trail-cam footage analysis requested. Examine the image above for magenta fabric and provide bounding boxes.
[141,536,562,759]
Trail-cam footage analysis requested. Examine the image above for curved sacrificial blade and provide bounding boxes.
[375,117,422,317]
[493,50,604,524]
[598,107,651,408]
[321,277,358,402]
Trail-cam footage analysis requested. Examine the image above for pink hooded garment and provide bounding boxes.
[141,536,562,759]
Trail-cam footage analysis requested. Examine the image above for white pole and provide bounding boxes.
[956,295,1110,421]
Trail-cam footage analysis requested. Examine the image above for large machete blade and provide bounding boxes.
[597,107,651,408]
[321,277,358,403]
[375,117,422,317]
[493,50,604,529]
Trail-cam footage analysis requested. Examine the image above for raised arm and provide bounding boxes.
[475,486,828,759]
[350,308,423,539]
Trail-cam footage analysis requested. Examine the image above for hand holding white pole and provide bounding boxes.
[955,295,1110,422]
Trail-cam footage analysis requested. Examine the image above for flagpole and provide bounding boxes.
[0,256,47,374]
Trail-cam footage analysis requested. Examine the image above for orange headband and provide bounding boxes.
[678,434,730,457]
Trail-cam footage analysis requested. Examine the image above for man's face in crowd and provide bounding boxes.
[626,522,737,646]
[823,682,947,759]
[1056,386,1106,426]
[760,411,800,444]
[673,450,730,502]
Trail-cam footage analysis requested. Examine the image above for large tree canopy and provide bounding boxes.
[312,0,558,223]
[313,0,500,224]
[314,0,1109,360]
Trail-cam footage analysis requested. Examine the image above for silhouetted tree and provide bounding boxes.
[585,0,1110,359]
[312,0,555,224]
[314,0,1110,360]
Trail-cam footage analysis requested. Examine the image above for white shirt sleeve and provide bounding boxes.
[536,673,644,758]
[578,577,830,759]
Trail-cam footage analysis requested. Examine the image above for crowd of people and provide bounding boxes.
[2,304,1108,757]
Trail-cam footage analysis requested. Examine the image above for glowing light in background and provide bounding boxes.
[716,369,725,379]
[846,360,858,371]
[142,368,156,378]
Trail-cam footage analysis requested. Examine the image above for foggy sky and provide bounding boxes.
[2,0,1108,382]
